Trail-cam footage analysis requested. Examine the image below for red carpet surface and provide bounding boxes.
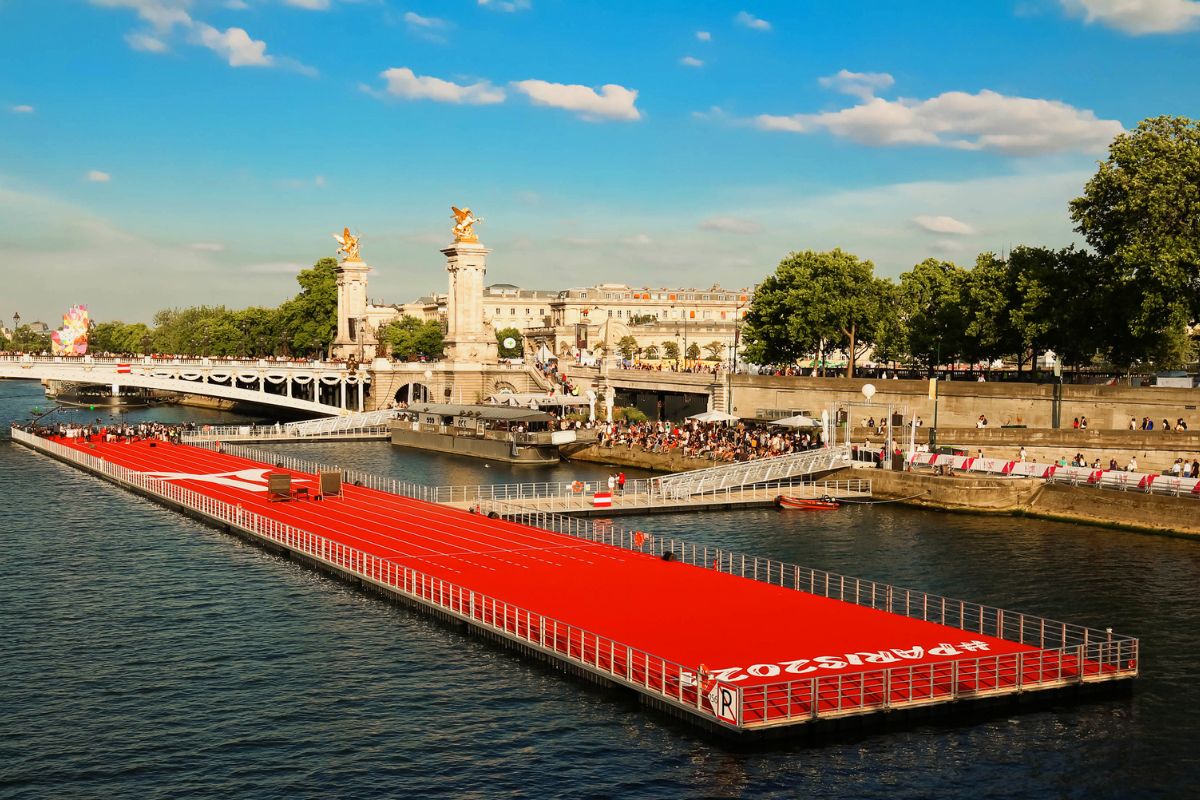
[49,437,1044,696]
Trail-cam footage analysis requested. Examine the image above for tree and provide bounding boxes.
[277,257,338,357]
[88,321,153,354]
[643,344,660,359]
[963,252,1022,368]
[628,313,657,326]
[1070,116,1200,368]
[685,342,701,361]
[662,340,680,361]
[495,327,522,358]
[616,335,639,360]
[897,258,970,370]
[380,316,444,361]
[9,325,51,353]
[742,248,886,376]
[703,341,724,361]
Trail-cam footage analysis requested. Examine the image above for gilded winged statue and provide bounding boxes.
[451,206,482,243]
[332,227,361,261]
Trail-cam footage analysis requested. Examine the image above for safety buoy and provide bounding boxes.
[634,530,646,548]
[572,480,584,493]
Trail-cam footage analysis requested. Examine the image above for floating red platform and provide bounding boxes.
[18,432,1137,732]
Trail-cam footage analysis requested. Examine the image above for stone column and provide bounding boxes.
[332,257,374,360]
[442,242,498,364]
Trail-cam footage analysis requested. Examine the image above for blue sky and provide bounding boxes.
[2,0,1199,324]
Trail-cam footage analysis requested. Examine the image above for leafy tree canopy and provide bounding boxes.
[380,316,444,361]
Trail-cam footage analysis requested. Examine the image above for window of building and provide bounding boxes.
[510,308,516,315]
[703,294,710,301]
[608,310,613,317]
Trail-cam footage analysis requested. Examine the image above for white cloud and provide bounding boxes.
[11,104,34,113]
[188,242,225,252]
[87,170,112,183]
[691,105,727,121]
[680,56,704,68]
[126,31,168,52]
[92,0,314,74]
[194,24,272,67]
[818,69,895,101]
[90,0,192,32]
[622,233,653,246]
[699,216,763,235]
[283,0,330,9]
[735,11,771,31]
[696,30,712,41]
[754,88,1123,155]
[913,215,976,235]
[511,79,641,121]
[225,0,249,9]
[404,11,451,41]
[479,0,532,11]
[1061,0,1200,34]
[374,67,506,104]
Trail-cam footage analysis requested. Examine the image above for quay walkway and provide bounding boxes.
[9,428,1139,735]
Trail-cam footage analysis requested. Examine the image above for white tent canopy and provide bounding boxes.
[688,410,740,424]
[770,414,821,428]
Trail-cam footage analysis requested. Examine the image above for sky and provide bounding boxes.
[2,0,1199,325]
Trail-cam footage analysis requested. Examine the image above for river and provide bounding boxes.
[0,381,1196,798]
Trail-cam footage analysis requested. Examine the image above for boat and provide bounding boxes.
[390,402,598,465]
[775,494,841,510]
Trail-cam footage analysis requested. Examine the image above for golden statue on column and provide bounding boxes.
[451,206,482,243]
[332,227,362,262]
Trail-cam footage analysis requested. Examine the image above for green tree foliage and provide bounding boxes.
[88,321,153,354]
[703,341,724,361]
[662,340,680,361]
[616,335,639,360]
[628,313,657,326]
[8,325,51,352]
[643,343,660,359]
[685,342,701,361]
[962,252,1023,367]
[897,258,970,370]
[1070,116,1200,367]
[495,327,523,358]
[742,248,887,376]
[276,258,338,357]
[379,316,444,361]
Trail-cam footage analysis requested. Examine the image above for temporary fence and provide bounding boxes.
[909,451,1200,498]
[14,428,1139,730]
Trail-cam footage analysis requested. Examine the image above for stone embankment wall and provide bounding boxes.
[729,375,1198,430]
[837,468,1200,537]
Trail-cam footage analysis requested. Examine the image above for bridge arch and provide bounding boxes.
[394,382,430,404]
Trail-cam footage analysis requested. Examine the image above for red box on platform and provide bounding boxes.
[592,491,612,507]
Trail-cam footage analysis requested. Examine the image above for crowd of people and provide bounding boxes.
[595,418,823,462]
[1130,416,1190,432]
[15,419,197,443]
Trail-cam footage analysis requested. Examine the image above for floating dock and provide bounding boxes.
[10,429,1138,735]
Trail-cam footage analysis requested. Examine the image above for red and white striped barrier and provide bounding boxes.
[907,452,1200,496]
[592,491,613,508]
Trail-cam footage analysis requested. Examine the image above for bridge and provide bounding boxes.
[0,355,549,418]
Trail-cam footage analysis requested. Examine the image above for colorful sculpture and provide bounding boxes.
[51,304,89,356]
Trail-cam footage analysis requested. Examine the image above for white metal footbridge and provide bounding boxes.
[656,446,852,499]
[0,354,368,416]
[183,410,400,442]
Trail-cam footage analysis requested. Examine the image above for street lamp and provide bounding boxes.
[13,312,20,332]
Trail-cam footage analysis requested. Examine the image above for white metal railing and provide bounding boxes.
[657,446,852,498]
[282,409,400,435]
[0,354,352,370]
[14,429,1137,730]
